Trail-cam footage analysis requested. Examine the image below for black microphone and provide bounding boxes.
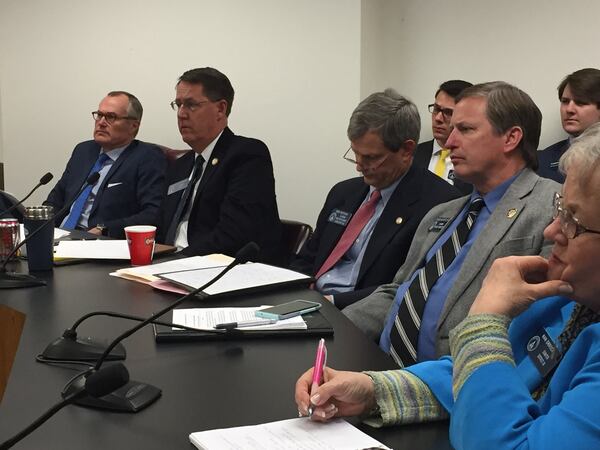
[60,242,260,413]
[0,172,53,219]
[0,172,100,289]
[39,310,226,363]
[0,363,129,449]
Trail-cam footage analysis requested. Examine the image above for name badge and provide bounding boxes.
[327,209,352,227]
[550,161,560,169]
[527,328,561,377]
[448,170,456,180]
[428,217,450,232]
[167,178,189,196]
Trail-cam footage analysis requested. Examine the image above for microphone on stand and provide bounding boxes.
[0,172,54,219]
[0,363,129,449]
[60,242,260,413]
[0,172,100,289]
[39,310,226,363]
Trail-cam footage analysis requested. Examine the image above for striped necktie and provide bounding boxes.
[62,152,110,230]
[164,155,205,245]
[388,197,485,367]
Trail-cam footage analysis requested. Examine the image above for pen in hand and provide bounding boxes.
[307,338,327,417]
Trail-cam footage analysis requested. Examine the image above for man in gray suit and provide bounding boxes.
[344,81,560,367]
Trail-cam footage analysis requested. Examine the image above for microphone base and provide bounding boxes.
[0,271,46,289]
[41,336,126,362]
[62,372,161,413]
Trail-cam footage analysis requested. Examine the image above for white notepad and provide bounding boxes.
[189,417,390,449]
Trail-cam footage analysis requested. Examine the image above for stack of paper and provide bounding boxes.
[189,417,390,449]
[111,254,233,284]
[172,306,307,331]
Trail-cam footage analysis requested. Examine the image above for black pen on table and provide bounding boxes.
[214,318,277,330]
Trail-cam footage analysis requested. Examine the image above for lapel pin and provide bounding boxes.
[211,158,219,166]
[507,208,517,218]
[395,217,403,225]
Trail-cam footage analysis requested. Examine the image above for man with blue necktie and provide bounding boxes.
[45,91,166,238]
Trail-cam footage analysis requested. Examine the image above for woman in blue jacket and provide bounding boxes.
[295,122,600,449]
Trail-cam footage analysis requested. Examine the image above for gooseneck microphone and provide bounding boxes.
[0,172,100,289]
[60,242,260,413]
[40,310,225,363]
[0,363,129,449]
[0,172,54,219]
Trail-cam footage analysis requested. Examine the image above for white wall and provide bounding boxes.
[0,0,361,225]
[361,0,600,148]
[2,0,599,226]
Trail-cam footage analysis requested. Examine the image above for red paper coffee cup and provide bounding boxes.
[124,225,156,266]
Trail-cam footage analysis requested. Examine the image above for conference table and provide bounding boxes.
[0,258,452,449]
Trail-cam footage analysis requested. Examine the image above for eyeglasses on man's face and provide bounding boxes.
[343,147,390,170]
[92,111,135,124]
[553,192,600,239]
[428,103,454,120]
[170,100,210,112]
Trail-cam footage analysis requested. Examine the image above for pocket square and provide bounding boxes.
[107,182,123,188]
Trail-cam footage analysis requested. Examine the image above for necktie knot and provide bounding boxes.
[368,189,381,204]
[468,197,485,214]
[98,152,110,165]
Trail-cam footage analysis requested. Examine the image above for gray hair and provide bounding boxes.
[107,91,143,121]
[347,88,420,152]
[455,81,541,170]
[560,122,600,185]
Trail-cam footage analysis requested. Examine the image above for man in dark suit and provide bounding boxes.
[414,80,473,195]
[157,68,282,264]
[538,68,600,183]
[45,91,166,238]
[291,89,461,309]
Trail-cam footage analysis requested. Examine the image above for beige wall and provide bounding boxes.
[361,0,600,148]
[0,0,361,224]
[1,0,599,225]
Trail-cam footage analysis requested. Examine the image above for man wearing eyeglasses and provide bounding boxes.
[414,80,473,195]
[344,82,560,367]
[157,67,283,264]
[290,89,461,309]
[45,91,166,238]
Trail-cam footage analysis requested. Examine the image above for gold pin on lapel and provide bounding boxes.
[211,158,219,166]
[507,208,517,218]
[395,217,403,225]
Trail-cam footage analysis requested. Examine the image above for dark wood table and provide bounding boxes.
[0,260,451,449]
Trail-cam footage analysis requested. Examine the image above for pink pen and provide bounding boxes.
[307,338,327,417]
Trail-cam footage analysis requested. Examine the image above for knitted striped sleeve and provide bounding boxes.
[362,369,448,427]
[449,313,514,397]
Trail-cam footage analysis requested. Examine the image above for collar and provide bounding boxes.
[101,144,128,161]
[369,172,404,206]
[194,130,223,165]
[473,169,522,213]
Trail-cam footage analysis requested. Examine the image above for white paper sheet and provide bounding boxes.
[158,263,311,295]
[172,306,306,331]
[53,240,131,259]
[189,417,390,450]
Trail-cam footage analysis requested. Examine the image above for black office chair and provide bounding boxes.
[280,219,313,266]
[0,190,24,222]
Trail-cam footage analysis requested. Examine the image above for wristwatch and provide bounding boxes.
[95,224,108,236]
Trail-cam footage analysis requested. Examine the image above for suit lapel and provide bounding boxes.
[90,141,136,216]
[438,169,539,325]
[315,183,369,269]
[358,168,420,281]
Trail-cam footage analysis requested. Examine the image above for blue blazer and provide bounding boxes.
[291,165,461,309]
[45,139,166,238]
[537,139,569,183]
[157,128,284,265]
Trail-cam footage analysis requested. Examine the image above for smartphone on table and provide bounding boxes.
[255,300,321,320]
